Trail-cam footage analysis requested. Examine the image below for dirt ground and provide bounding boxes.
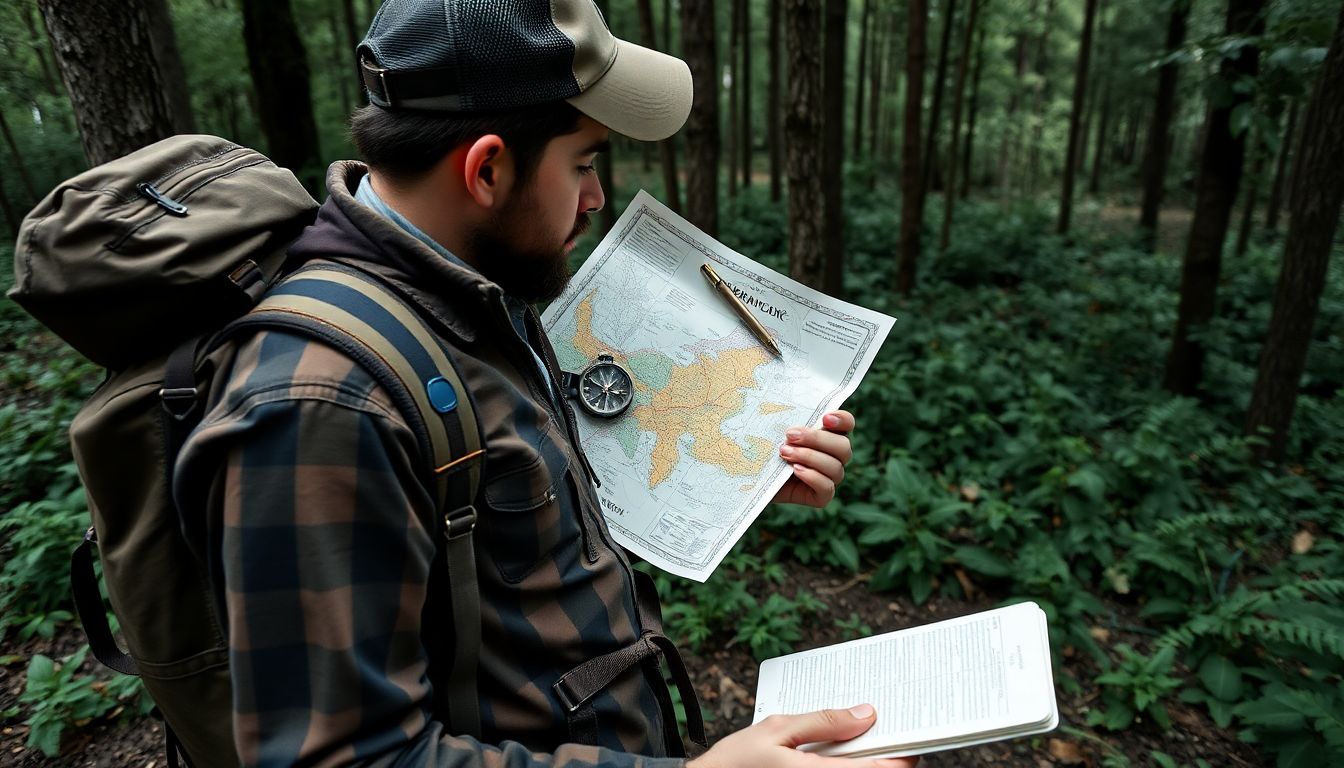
[1,557,1266,767]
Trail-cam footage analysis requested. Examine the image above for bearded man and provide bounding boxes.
[174,1,915,766]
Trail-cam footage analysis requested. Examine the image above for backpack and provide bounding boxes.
[8,135,486,767]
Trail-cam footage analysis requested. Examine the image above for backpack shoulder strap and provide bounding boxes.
[225,261,484,736]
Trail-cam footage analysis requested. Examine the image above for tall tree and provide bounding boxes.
[897,0,928,295]
[922,0,959,194]
[769,0,784,202]
[146,0,196,134]
[998,2,1033,191]
[1233,126,1268,256]
[596,0,617,234]
[0,109,38,204]
[1025,0,1056,193]
[1088,74,1112,195]
[1138,0,1192,248]
[785,0,824,287]
[636,0,681,213]
[960,22,987,198]
[728,0,741,198]
[1264,100,1298,233]
[940,0,981,251]
[741,0,753,189]
[328,7,353,118]
[682,0,720,235]
[1057,0,1098,235]
[240,0,321,181]
[1245,4,1344,462]
[37,0,177,165]
[20,0,60,97]
[822,0,846,296]
[1163,0,1265,396]
[853,0,872,156]
[867,7,887,161]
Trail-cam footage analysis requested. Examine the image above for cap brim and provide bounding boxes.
[566,39,692,142]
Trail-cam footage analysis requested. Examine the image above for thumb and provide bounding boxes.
[774,703,879,748]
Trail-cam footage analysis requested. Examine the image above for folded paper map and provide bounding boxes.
[541,190,895,581]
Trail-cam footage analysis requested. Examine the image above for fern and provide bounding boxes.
[1158,580,1344,659]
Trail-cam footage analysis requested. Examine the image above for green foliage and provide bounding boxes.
[1088,645,1184,731]
[18,646,151,757]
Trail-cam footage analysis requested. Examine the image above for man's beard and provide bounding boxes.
[467,188,590,304]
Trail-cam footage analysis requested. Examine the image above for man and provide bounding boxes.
[175,1,917,766]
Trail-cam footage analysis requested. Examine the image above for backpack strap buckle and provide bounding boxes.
[159,386,200,420]
[444,505,476,539]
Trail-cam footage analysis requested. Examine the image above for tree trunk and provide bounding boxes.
[0,109,39,203]
[1088,74,1112,195]
[1233,127,1268,256]
[0,177,19,237]
[240,0,322,183]
[897,0,928,295]
[940,0,980,252]
[364,0,378,27]
[1138,1,1191,247]
[343,0,364,106]
[328,7,353,119]
[1164,0,1265,396]
[853,0,872,157]
[663,0,673,52]
[145,0,196,134]
[21,0,61,97]
[868,8,887,162]
[785,0,825,288]
[960,22,986,198]
[1265,100,1299,233]
[37,0,177,166]
[1057,0,1097,235]
[1245,4,1344,462]
[596,0,617,235]
[922,0,959,195]
[998,4,1032,192]
[822,0,846,296]
[1026,0,1055,193]
[728,0,741,198]
[882,11,902,166]
[636,0,681,212]
[769,0,783,202]
[682,0,720,235]
[742,0,753,189]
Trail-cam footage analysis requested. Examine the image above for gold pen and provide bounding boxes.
[700,263,784,359]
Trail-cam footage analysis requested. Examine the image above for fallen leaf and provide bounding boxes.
[953,568,977,599]
[719,674,753,720]
[1292,530,1315,555]
[960,483,981,502]
[1089,626,1111,643]
[1048,738,1087,764]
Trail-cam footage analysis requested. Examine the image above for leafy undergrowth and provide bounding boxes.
[2,189,1342,765]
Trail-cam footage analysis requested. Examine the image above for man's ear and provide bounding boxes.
[462,134,511,208]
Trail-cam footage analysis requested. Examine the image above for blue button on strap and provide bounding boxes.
[426,376,458,413]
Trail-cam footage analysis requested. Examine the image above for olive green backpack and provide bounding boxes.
[9,136,485,767]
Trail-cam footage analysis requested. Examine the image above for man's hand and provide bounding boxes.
[687,704,918,768]
[771,410,854,507]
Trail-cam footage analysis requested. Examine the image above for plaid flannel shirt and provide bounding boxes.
[174,162,684,768]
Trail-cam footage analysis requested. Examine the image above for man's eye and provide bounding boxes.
[578,164,597,176]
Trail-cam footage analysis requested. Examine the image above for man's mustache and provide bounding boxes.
[569,214,591,242]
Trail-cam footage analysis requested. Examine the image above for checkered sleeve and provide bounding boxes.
[175,332,684,768]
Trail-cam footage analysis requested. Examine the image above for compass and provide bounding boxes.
[561,354,634,418]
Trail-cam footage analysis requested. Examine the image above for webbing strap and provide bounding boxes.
[230,263,484,736]
[70,529,139,676]
[553,570,705,753]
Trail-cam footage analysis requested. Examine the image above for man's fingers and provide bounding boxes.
[785,426,854,464]
[821,410,855,434]
[779,444,845,483]
[766,704,879,748]
[788,463,836,504]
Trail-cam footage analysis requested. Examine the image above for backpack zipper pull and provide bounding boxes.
[136,182,189,215]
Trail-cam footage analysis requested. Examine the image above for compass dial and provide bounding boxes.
[578,355,633,417]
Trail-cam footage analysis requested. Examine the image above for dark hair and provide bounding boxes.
[349,101,584,186]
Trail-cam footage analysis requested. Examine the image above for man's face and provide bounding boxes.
[469,115,609,303]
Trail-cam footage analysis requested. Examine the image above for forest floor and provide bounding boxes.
[1,555,1265,767]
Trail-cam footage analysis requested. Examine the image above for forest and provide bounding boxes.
[0,0,1342,765]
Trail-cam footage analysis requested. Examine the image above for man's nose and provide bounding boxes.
[582,171,605,213]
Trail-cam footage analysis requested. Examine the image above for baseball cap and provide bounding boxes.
[357,0,693,141]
